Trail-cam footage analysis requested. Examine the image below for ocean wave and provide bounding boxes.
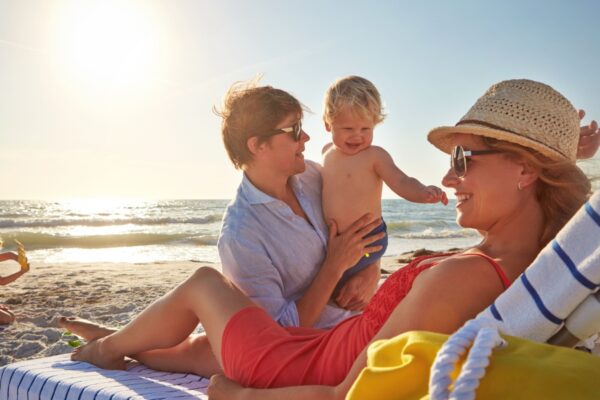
[0,232,209,250]
[189,235,219,246]
[386,219,450,232]
[0,213,25,219]
[393,228,478,239]
[0,214,223,229]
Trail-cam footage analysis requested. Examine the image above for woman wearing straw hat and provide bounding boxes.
[62,79,595,397]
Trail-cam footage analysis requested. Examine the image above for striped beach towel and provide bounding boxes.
[479,189,600,342]
[0,354,209,400]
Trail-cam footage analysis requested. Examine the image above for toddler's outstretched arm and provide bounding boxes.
[373,147,447,205]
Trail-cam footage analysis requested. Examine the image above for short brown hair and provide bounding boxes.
[323,76,385,125]
[214,79,303,169]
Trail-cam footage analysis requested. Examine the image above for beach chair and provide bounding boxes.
[0,355,211,399]
[2,192,599,400]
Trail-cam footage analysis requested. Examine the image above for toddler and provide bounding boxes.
[321,76,447,292]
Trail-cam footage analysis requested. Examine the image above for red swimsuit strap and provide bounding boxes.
[408,252,510,289]
[451,252,511,288]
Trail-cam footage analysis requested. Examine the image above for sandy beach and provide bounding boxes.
[0,260,220,366]
[0,256,406,367]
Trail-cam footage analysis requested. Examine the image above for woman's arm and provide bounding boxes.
[219,220,381,328]
[295,214,385,326]
[577,110,599,159]
[219,237,302,326]
[334,261,381,310]
[208,374,342,400]
[0,269,26,286]
[0,252,27,285]
[0,252,18,263]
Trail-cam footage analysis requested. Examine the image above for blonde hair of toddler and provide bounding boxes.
[323,76,385,125]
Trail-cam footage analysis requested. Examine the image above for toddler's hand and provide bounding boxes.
[424,185,448,205]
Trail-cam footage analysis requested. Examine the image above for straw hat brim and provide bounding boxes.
[427,123,567,161]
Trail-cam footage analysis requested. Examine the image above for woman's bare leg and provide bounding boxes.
[71,266,254,370]
[58,317,114,341]
[135,334,223,376]
[60,316,222,376]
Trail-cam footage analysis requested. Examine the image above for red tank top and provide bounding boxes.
[362,252,510,328]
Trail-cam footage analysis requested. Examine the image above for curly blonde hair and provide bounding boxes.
[323,76,385,125]
[214,78,304,169]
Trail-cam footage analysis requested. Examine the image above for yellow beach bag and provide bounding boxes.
[346,331,600,400]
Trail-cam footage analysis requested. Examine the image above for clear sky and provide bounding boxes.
[1,0,599,200]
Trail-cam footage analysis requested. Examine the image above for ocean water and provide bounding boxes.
[0,199,480,264]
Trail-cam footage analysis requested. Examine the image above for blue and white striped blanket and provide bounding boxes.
[0,354,209,400]
[479,190,600,341]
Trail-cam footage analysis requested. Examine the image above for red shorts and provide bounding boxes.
[221,306,370,388]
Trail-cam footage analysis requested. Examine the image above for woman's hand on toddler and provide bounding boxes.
[325,214,385,275]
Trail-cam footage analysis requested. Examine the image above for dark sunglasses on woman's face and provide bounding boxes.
[262,121,303,141]
[451,145,502,178]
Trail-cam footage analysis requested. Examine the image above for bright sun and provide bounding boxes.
[54,0,161,89]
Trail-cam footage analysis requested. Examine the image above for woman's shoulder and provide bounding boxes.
[219,202,266,245]
[396,254,507,330]
[415,253,507,295]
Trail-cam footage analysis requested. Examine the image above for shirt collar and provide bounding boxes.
[240,173,304,205]
[241,173,277,205]
[290,173,304,193]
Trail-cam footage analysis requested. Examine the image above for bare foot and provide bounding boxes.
[58,316,115,341]
[71,338,126,370]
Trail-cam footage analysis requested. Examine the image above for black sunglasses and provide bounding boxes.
[261,121,303,141]
[451,145,502,178]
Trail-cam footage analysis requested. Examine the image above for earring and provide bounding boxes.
[517,182,523,191]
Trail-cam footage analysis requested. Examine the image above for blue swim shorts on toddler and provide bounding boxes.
[334,220,388,293]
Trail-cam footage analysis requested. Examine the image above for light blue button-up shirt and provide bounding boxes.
[218,160,356,328]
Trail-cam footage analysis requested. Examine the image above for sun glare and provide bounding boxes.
[54,0,161,90]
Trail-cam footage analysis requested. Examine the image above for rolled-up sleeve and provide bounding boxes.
[219,235,300,327]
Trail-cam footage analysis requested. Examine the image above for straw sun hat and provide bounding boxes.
[427,79,580,162]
